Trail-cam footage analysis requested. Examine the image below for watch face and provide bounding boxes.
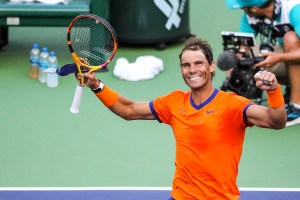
[99,82,104,89]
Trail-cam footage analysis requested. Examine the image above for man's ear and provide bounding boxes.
[210,61,216,72]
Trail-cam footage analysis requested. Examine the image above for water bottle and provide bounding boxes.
[38,47,49,84]
[47,51,59,88]
[29,43,40,79]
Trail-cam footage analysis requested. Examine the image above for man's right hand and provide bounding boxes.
[255,52,283,68]
[76,71,100,90]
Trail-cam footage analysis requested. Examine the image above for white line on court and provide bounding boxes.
[1,187,300,191]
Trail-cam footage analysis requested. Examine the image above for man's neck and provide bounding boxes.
[191,85,215,105]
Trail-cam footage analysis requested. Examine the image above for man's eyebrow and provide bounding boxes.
[180,62,190,66]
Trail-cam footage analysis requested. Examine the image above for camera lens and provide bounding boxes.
[229,73,247,90]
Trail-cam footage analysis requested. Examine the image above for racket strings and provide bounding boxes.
[70,17,116,67]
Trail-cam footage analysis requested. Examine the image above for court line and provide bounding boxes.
[240,188,300,191]
[0,187,171,191]
[1,187,300,191]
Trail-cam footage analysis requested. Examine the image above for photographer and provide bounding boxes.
[225,0,300,127]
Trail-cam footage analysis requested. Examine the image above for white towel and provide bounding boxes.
[9,0,70,4]
[113,56,164,81]
[35,0,70,4]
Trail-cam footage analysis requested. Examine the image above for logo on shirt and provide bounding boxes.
[206,109,216,114]
[180,108,185,115]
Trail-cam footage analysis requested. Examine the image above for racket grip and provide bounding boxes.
[70,84,84,114]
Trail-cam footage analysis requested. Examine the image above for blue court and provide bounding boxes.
[1,188,300,200]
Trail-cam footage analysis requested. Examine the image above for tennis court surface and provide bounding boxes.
[1,1,300,199]
[1,187,300,200]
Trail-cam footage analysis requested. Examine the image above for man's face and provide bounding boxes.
[180,50,215,90]
[242,7,265,17]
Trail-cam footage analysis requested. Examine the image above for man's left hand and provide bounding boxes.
[254,70,279,91]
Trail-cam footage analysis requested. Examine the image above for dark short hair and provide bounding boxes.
[179,37,214,64]
[179,37,215,77]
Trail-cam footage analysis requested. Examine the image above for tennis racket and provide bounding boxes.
[67,14,118,113]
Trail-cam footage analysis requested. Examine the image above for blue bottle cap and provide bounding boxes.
[49,51,55,56]
[41,47,48,52]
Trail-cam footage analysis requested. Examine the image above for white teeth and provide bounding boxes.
[189,76,200,80]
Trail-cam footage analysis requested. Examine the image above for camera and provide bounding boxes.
[228,56,263,102]
[217,31,273,104]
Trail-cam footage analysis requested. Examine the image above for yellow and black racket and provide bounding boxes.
[67,14,118,113]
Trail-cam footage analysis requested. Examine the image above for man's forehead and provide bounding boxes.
[181,49,205,58]
[181,51,207,64]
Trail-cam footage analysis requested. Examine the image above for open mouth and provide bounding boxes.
[189,75,201,81]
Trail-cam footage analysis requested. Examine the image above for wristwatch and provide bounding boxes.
[91,79,105,93]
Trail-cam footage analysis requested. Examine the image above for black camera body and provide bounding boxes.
[229,56,263,101]
[219,31,273,103]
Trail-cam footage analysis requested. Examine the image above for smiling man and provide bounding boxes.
[76,37,286,200]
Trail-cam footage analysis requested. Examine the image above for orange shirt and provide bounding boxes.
[149,88,254,200]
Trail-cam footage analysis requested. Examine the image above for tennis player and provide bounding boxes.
[76,37,286,200]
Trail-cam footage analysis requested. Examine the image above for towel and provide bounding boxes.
[113,56,164,81]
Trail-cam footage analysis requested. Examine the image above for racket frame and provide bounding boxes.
[67,13,118,78]
[67,14,118,113]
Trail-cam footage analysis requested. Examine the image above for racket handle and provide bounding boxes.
[70,84,84,114]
